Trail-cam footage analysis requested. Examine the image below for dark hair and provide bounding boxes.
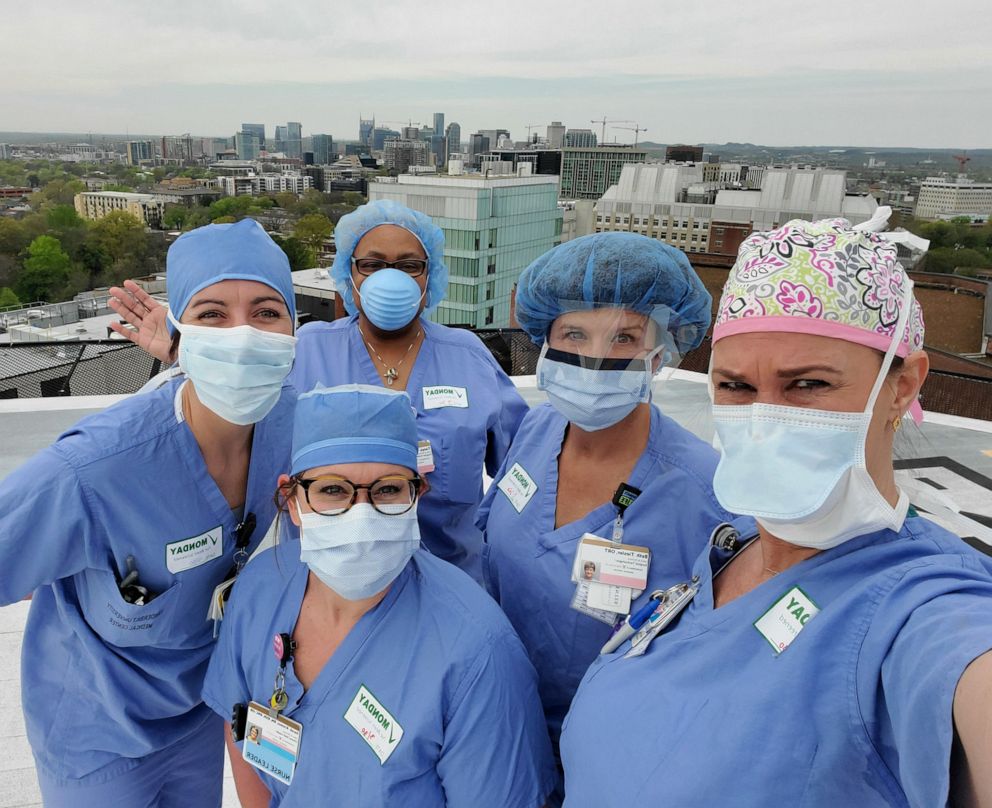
[169,331,181,362]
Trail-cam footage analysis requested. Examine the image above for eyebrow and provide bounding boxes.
[191,296,286,308]
[712,364,842,381]
[355,250,425,260]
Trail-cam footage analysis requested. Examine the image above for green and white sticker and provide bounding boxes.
[344,684,404,764]
[497,462,538,513]
[165,526,223,574]
[422,385,468,409]
[753,586,820,654]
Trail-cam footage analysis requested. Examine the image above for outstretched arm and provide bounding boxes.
[107,280,173,363]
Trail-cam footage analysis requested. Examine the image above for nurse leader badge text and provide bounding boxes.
[753,586,820,654]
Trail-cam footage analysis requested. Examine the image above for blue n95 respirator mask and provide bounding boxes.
[169,311,296,426]
[537,343,665,432]
[298,504,420,600]
[355,268,426,331]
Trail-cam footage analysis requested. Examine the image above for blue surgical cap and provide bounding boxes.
[166,219,296,334]
[330,199,448,316]
[515,232,712,353]
[291,384,418,475]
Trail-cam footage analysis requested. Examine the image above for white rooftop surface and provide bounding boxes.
[1,371,991,806]
[291,268,338,296]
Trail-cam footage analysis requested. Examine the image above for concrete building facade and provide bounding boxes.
[383,139,430,173]
[369,171,562,327]
[74,191,166,227]
[595,164,877,258]
[564,129,597,148]
[311,134,334,165]
[559,145,648,200]
[916,177,992,221]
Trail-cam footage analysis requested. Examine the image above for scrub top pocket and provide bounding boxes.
[437,429,485,506]
[78,567,184,648]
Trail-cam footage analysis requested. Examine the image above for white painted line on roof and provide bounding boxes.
[922,410,992,434]
[0,394,128,414]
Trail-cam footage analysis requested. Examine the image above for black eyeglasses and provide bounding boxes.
[351,256,428,277]
[295,474,423,516]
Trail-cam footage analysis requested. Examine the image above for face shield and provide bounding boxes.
[536,303,686,432]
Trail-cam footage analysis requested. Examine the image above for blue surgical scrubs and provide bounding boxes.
[0,378,293,802]
[288,315,528,578]
[560,515,992,807]
[475,403,736,750]
[202,541,556,808]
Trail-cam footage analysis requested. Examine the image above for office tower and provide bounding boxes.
[564,129,597,148]
[275,125,289,153]
[235,131,260,161]
[359,117,375,149]
[547,122,565,149]
[241,123,266,150]
[311,134,334,165]
[125,140,153,165]
[286,122,303,158]
[445,122,461,159]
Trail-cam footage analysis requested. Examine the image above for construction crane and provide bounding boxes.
[381,120,422,130]
[591,116,632,143]
[953,152,971,174]
[614,124,648,147]
[524,123,542,142]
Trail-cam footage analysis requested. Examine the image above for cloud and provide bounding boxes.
[4,0,991,147]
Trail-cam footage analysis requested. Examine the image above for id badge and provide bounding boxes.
[570,580,622,625]
[242,701,303,786]
[417,440,435,474]
[572,534,650,591]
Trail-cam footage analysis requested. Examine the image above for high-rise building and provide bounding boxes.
[665,144,704,162]
[383,139,430,173]
[372,127,401,151]
[0,143,10,160]
[311,134,334,165]
[559,145,647,199]
[125,141,153,166]
[160,135,194,163]
[431,113,446,166]
[478,129,510,148]
[915,177,992,221]
[564,128,597,148]
[547,122,565,149]
[241,123,266,150]
[235,131,260,161]
[359,116,375,149]
[285,122,303,158]
[445,122,461,160]
[274,125,289,154]
[469,134,490,168]
[369,171,562,327]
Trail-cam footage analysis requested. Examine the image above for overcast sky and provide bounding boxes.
[6,0,990,148]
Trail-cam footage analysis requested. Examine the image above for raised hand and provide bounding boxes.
[108,280,173,363]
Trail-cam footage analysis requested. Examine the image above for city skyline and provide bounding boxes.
[5,0,991,149]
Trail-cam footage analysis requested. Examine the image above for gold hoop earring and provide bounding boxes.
[892,415,902,432]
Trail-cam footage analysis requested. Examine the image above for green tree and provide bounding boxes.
[32,177,86,207]
[15,235,72,302]
[293,213,333,262]
[162,205,190,230]
[342,191,366,208]
[0,286,20,308]
[272,235,313,271]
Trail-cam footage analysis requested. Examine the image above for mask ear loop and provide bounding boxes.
[862,281,915,420]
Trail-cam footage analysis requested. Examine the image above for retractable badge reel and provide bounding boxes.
[233,631,304,786]
[207,513,257,632]
[569,482,649,624]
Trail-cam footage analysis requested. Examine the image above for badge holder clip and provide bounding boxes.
[268,632,296,718]
[623,579,699,659]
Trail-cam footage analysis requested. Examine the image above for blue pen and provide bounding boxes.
[600,592,663,655]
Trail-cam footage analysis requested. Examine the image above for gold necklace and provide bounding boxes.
[358,324,422,386]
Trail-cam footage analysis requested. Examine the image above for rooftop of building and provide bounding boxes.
[378,172,559,188]
[78,190,160,200]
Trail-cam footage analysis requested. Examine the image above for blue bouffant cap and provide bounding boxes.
[291,384,418,476]
[330,199,448,316]
[166,219,295,333]
[515,232,712,354]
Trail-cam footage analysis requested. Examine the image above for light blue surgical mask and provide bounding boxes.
[355,268,426,331]
[298,504,420,600]
[536,343,658,431]
[169,311,296,426]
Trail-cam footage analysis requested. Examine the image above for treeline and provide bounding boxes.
[0,160,365,308]
[900,216,992,275]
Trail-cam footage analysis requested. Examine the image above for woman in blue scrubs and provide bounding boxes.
[475,232,737,784]
[0,219,298,806]
[111,200,529,580]
[203,384,555,808]
[560,217,992,806]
